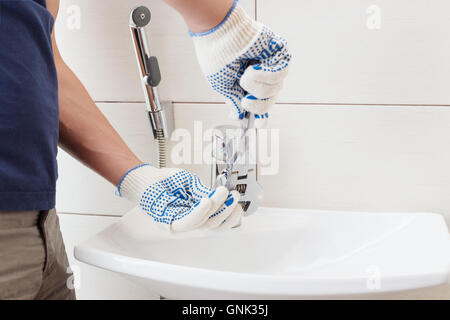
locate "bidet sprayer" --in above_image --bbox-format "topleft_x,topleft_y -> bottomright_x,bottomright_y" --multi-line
129,6 -> 173,168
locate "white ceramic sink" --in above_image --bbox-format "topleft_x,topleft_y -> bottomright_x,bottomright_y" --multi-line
74,207 -> 450,299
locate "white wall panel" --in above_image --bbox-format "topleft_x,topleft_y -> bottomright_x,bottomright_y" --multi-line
56,103 -> 155,215
257,0 -> 450,105
172,103 -> 450,227
55,0 -> 255,103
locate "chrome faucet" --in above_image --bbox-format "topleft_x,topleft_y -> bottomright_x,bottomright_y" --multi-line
211,113 -> 263,218
129,6 -> 173,168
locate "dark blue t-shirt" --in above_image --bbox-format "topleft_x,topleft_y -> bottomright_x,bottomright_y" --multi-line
0,0 -> 59,211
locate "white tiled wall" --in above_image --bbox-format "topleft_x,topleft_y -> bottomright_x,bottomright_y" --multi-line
55,0 -> 450,299
258,0 -> 450,105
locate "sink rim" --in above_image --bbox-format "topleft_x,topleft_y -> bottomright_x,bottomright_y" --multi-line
74,207 -> 450,297
75,242 -> 450,296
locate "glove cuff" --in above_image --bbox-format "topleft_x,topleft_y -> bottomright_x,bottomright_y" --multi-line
118,164 -> 160,202
191,3 -> 262,74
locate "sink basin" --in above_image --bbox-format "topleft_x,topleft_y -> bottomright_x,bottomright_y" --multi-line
74,207 -> 450,299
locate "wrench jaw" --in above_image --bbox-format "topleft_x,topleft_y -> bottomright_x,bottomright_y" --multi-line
215,165 -> 263,217
231,165 -> 263,217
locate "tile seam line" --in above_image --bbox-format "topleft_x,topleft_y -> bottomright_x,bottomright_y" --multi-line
95,101 -> 450,108
58,212 -> 123,218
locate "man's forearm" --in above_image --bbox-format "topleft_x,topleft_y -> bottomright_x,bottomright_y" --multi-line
163,0 -> 234,33
54,50 -> 143,186
48,0 -> 142,186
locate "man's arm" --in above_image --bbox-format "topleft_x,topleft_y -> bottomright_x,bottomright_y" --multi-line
167,0 -> 291,128
163,0 -> 234,33
48,0 -> 143,186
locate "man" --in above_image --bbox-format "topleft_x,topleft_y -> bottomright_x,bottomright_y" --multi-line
0,0 -> 290,299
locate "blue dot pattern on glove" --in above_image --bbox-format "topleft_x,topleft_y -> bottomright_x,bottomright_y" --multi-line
139,170 -> 214,225
206,26 -> 291,118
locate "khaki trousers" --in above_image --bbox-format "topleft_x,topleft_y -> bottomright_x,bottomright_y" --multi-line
0,209 -> 76,300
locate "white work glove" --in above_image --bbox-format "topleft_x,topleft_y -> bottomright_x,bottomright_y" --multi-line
191,1 -> 291,128
118,164 -> 242,233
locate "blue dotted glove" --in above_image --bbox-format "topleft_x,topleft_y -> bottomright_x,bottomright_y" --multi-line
118,164 -> 242,232
191,1 -> 291,127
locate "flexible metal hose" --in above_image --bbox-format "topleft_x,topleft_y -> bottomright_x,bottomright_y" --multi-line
156,129 -> 166,168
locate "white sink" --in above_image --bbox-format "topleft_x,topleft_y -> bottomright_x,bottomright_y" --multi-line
74,207 -> 450,299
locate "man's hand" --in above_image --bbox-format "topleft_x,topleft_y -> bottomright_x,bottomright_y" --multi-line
191,1 -> 292,127
118,164 -> 242,232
